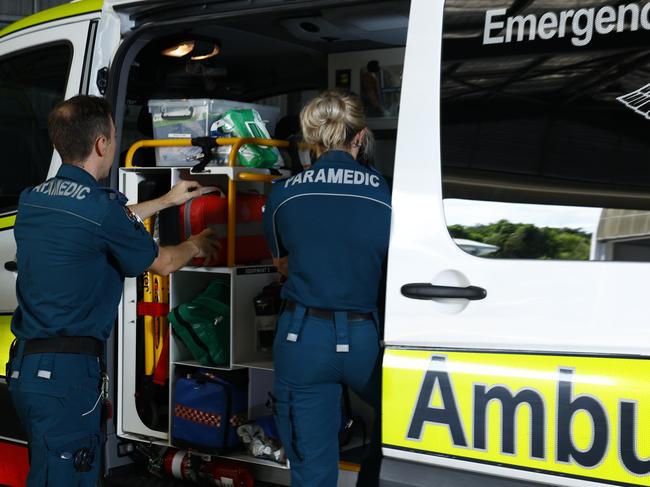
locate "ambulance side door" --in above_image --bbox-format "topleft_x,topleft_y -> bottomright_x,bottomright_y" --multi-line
383,1 -> 650,486
0,19 -> 96,404
0,19 -> 96,307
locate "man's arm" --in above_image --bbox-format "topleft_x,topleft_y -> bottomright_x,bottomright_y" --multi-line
149,229 -> 220,276
129,180 -> 203,220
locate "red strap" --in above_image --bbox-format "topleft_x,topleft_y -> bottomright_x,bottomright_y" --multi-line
137,302 -> 170,317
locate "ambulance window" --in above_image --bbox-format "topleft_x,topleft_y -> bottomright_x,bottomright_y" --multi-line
0,43 -> 71,209
440,0 -> 650,262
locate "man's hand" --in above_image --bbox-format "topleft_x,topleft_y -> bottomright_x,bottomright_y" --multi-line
163,180 -> 204,207
129,180 -> 206,221
149,229 -> 222,275
188,229 -> 221,266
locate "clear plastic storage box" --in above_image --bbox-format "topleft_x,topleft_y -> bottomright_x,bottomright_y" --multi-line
149,99 -> 211,166
149,98 -> 281,167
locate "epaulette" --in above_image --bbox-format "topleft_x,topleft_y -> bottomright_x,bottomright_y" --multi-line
100,187 -> 127,203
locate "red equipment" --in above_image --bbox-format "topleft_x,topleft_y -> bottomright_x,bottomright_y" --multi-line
161,449 -> 254,486
162,449 -> 196,482
0,441 -> 28,487
201,459 -> 255,487
180,193 -> 270,266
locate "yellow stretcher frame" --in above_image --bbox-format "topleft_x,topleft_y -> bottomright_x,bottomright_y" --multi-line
125,137 -> 289,267
142,217 -> 155,375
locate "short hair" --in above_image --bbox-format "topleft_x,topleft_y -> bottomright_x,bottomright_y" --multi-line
300,91 -> 374,161
48,95 -> 113,164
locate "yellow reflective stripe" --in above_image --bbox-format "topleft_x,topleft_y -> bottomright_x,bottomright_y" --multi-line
0,0 -> 103,39
0,214 -> 16,230
383,348 -> 650,486
0,315 -> 13,376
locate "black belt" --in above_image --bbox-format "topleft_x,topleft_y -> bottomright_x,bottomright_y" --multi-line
23,336 -> 103,357
285,301 -> 373,322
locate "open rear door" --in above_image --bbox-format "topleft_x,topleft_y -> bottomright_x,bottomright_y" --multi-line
0,6 -> 100,448
383,1 -> 650,486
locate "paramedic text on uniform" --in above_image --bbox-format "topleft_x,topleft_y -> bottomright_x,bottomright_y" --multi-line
263,91 -> 391,487
7,95 -> 219,487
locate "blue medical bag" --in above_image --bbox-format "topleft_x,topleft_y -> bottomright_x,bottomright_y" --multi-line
172,369 -> 248,452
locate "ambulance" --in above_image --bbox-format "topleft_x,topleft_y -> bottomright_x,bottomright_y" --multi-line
1,0 -> 650,486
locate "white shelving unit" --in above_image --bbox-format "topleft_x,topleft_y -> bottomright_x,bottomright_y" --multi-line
117,166 -> 289,483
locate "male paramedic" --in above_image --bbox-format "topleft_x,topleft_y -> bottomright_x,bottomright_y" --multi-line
7,95 -> 219,486
264,91 -> 391,487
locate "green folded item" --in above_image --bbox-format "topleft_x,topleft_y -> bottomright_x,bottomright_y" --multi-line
169,278 -> 230,366
213,108 -> 280,168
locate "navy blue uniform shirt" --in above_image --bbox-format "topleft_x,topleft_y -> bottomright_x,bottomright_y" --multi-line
11,164 -> 158,341
263,150 -> 391,313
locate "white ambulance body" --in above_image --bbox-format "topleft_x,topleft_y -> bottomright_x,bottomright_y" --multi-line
0,1 -> 649,486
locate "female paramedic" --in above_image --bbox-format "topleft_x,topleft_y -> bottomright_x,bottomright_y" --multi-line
263,91 -> 391,487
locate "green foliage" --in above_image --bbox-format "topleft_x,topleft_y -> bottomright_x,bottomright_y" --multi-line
448,219 -> 591,260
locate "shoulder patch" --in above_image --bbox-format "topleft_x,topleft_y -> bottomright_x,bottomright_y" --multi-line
124,206 -> 143,224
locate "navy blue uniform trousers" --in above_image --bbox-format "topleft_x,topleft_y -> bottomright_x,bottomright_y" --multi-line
8,341 -> 102,486
273,309 -> 381,487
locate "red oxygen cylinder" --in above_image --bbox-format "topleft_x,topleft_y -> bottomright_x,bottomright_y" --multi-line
161,449 -> 254,486
162,449 -> 196,482
200,459 -> 255,487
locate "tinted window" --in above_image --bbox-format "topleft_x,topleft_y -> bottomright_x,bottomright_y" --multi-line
0,43 -> 71,209
441,1 -> 650,262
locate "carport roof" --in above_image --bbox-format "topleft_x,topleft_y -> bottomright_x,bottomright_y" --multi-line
596,209 -> 650,241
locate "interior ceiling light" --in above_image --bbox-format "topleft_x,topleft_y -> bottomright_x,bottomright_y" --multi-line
191,42 -> 220,61
161,41 -> 195,58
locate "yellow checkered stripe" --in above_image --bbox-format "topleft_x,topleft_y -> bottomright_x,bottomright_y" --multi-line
0,315 -> 12,374
174,404 -> 222,428
0,0 -> 103,40
230,413 -> 247,428
0,212 -> 16,374
0,213 -> 16,230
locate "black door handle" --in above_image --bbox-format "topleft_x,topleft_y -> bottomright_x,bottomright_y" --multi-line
401,283 -> 487,301
4,261 -> 17,272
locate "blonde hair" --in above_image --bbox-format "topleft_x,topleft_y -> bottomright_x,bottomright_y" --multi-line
300,91 -> 374,162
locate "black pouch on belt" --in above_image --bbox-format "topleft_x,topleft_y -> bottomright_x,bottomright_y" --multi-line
6,338 -> 17,379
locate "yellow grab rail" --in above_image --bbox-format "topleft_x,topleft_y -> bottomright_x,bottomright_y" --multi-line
125,137 -> 289,267
124,137 -> 289,168
237,172 -> 280,182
